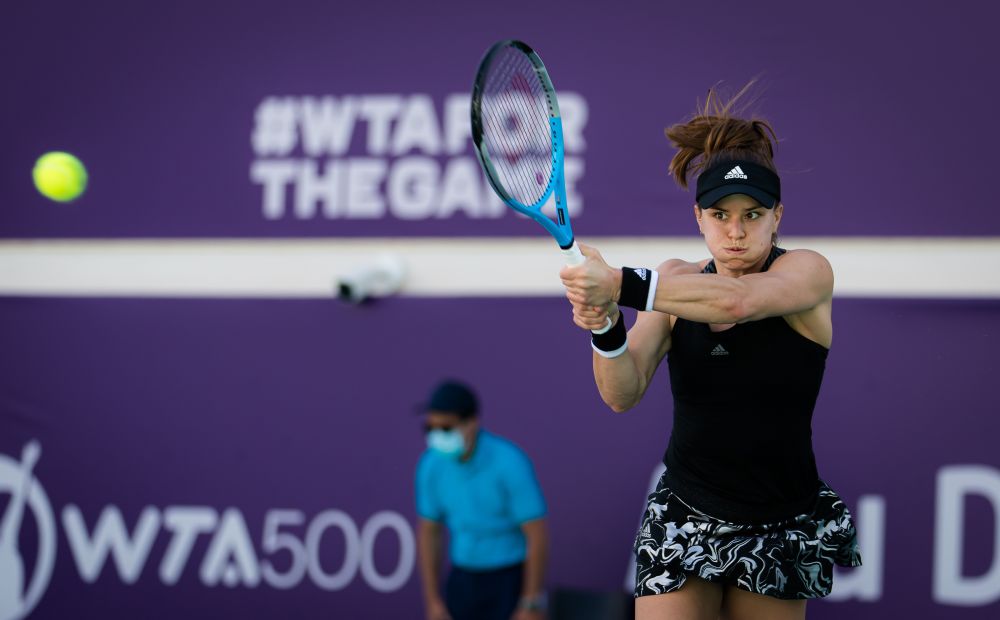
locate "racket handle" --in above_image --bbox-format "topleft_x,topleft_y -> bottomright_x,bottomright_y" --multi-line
561,241 -> 614,335
561,242 -> 586,266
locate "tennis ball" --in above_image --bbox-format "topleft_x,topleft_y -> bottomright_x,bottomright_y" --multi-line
33,151 -> 88,202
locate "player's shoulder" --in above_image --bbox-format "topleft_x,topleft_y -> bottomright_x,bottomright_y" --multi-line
656,258 -> 710,276
771,248 -> 832,274
768,249 -> 834,301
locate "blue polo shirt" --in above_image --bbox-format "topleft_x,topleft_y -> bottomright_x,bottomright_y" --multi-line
415,429 -> 547,570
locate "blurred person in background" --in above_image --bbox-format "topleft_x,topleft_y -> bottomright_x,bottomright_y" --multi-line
415,380 -> 549,620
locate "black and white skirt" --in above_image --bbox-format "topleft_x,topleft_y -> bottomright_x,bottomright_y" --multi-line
634,472 -> 862,600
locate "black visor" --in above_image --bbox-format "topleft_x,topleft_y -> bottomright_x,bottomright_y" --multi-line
695,160 -> 781,209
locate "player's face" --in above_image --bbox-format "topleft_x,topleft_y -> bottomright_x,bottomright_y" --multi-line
695,194 -> 782,275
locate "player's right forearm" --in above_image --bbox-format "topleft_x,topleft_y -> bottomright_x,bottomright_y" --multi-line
593,350 -> 645,412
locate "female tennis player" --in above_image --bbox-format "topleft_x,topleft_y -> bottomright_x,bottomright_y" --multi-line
559,85 -> 862,620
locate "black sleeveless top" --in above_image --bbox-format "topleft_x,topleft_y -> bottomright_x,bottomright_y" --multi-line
663,247 -> 827,523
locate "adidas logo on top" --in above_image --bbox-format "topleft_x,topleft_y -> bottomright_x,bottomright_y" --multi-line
724,166 -> 748,180
710,344 -> 729,356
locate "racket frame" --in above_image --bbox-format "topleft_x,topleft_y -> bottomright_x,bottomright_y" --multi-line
471,40 -> 578,255
472,39 -> 608,331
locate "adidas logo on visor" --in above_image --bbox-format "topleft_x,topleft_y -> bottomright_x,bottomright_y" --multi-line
724,166 -> 748,180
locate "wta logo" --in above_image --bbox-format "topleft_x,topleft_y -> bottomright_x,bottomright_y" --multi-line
0,439 -> 415,613
0,441 -> 56,620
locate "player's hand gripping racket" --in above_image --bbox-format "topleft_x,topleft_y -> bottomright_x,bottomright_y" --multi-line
471,39 -> 611,333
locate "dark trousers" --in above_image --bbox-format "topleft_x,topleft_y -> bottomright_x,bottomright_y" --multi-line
444,563 -> 524,620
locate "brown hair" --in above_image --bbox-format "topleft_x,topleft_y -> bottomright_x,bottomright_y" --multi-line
665,82 -> 778,190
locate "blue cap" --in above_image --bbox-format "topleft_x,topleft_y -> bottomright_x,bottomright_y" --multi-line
421,380 -> 479,418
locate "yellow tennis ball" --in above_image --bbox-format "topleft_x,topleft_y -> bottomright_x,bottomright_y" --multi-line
33,151 -> 88,202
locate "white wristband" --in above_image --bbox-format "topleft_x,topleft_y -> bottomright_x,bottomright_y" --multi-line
644,269 -> 659,312
592,338 -> 628,358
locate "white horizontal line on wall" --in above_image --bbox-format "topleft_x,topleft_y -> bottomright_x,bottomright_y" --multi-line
0,237 -> 997,299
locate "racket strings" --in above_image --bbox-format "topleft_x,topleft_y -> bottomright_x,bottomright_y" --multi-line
479,48 -> 556,206
492,61 -> 553,200
496,56 -> 553,156
483,57 -> 549,202
485,52 -> 543,156
484,92 -> 547,203
482,70 -> 540,201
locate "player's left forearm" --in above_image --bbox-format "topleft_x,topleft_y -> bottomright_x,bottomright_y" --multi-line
650,273 -> 749,323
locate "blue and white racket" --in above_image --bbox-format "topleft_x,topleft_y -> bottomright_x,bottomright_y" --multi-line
471,39 -> 611,332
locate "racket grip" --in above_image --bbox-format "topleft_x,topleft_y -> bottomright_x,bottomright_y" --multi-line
561,241 -> 614,335
561,242 -> 586,266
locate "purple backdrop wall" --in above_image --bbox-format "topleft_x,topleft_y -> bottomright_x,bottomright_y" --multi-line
2,0 -> 999,238
3,1 -> 1000,618
1,297 -> 998,618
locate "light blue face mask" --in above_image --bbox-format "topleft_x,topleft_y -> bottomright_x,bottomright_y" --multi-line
427,429 -> 465,457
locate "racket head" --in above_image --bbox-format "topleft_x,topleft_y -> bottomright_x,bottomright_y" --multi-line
471,40 -> 574,248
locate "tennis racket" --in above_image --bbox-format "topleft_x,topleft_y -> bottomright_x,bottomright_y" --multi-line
471,39 -> 611,332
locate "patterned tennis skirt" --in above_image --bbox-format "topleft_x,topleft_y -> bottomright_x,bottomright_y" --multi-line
634,472 -> 862,600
